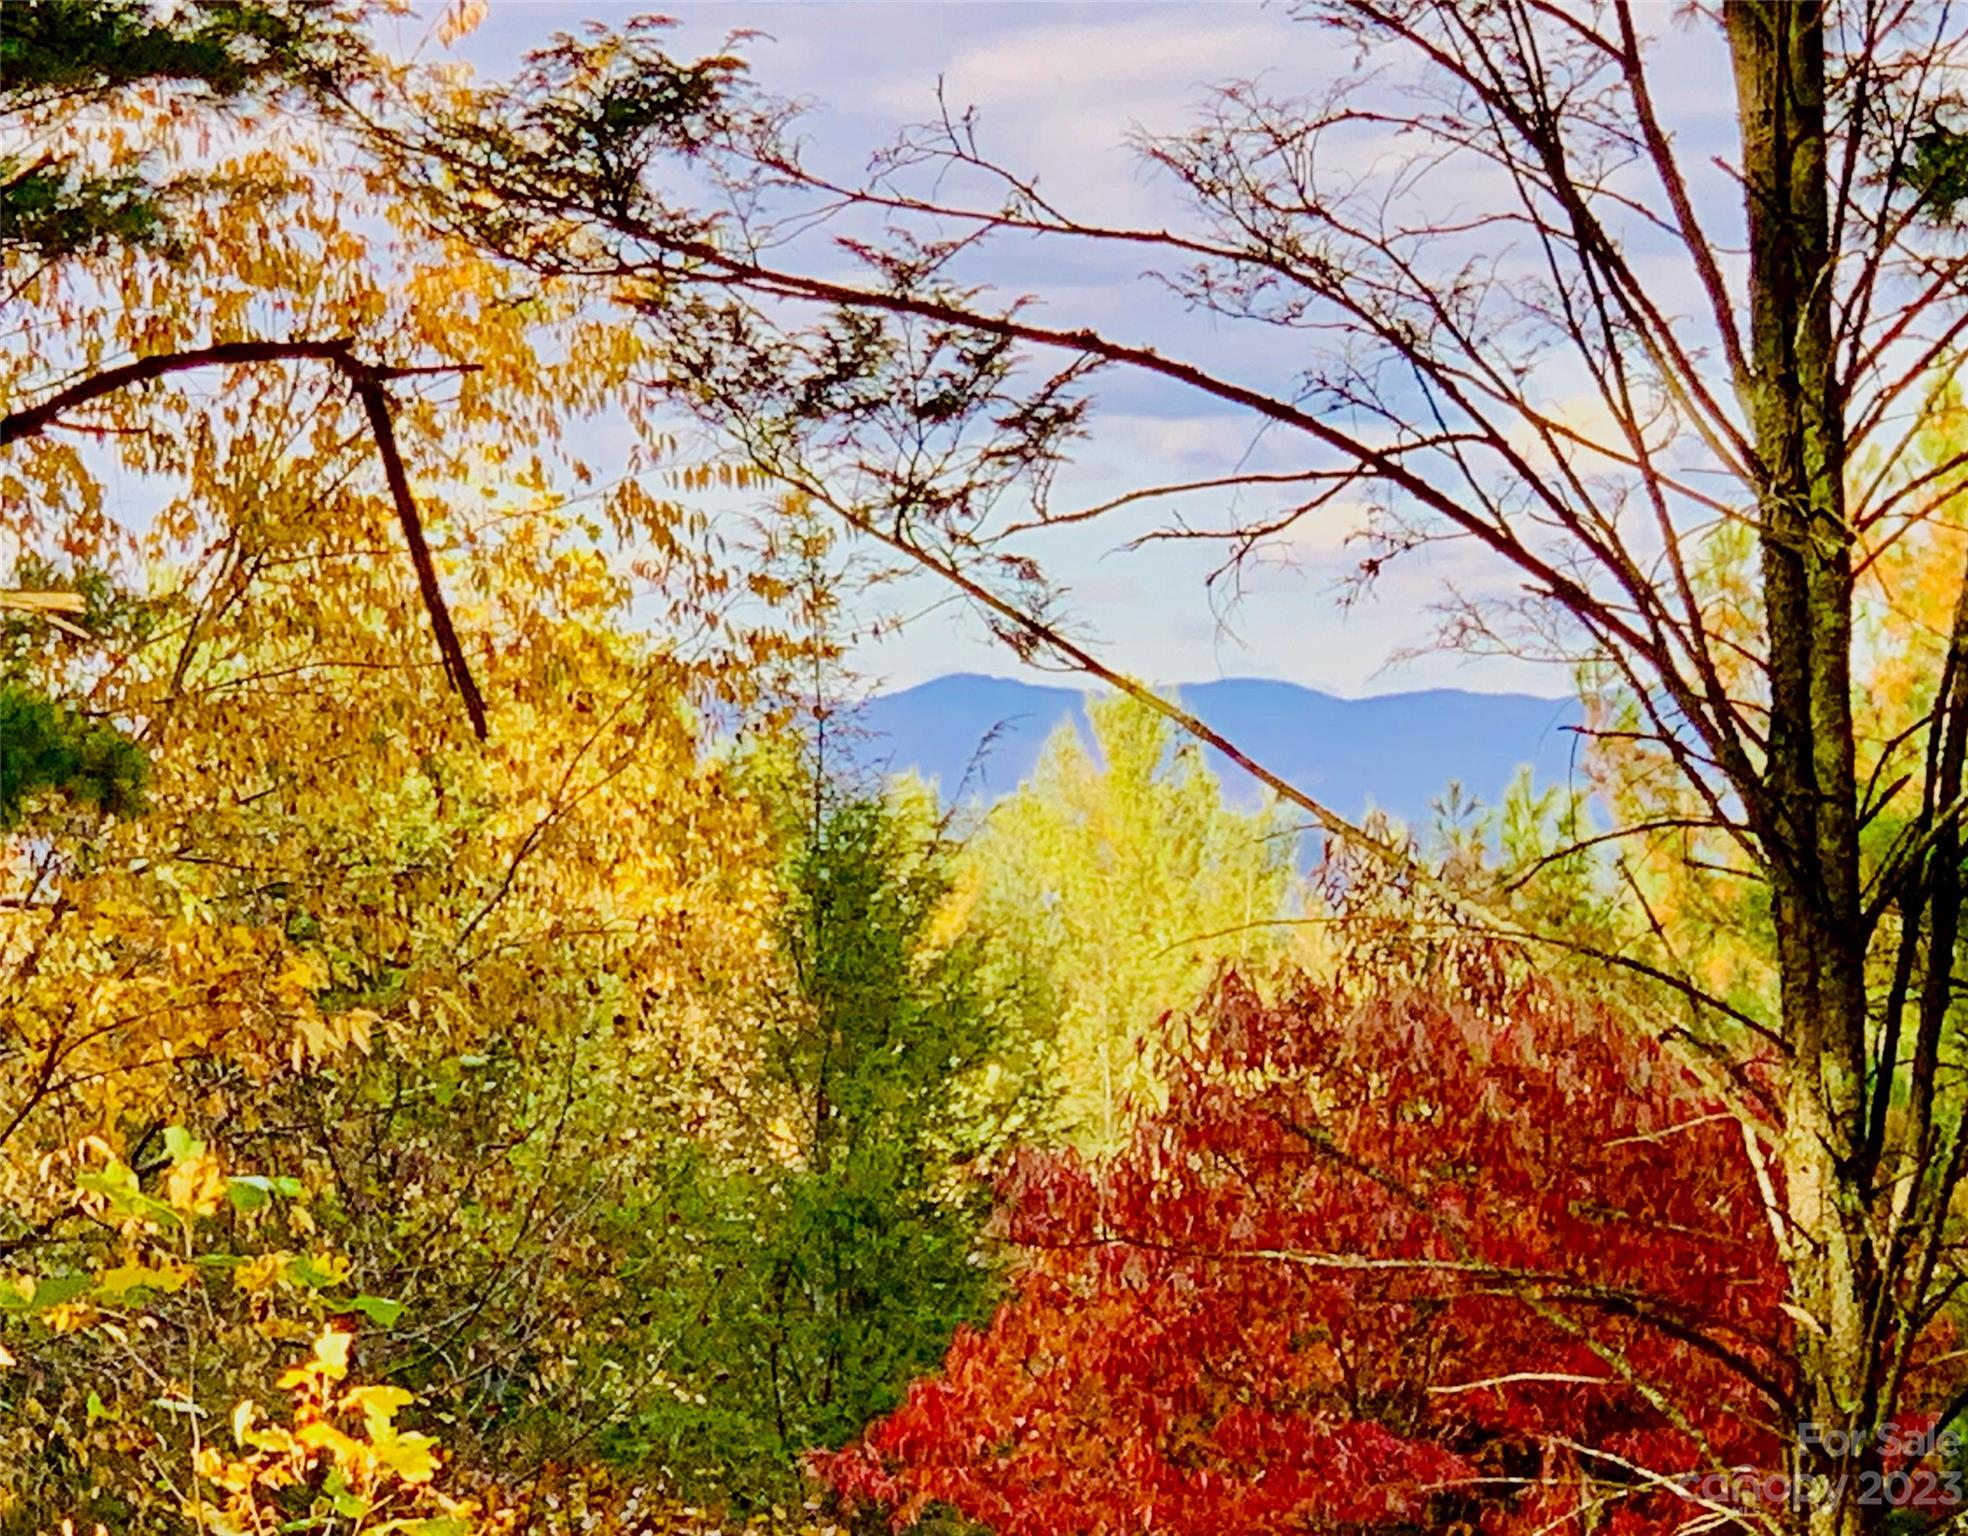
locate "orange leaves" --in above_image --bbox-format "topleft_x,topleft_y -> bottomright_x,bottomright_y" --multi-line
436,0 -> 491,48
0,65 -> 786,1157
822,974 -> 1809,1536
672,461 -> 766,495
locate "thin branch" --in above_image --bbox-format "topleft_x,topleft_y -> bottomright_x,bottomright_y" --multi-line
3,339 -> 490,740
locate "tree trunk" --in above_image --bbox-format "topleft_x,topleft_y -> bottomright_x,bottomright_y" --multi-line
1724,4 -> 1873,1531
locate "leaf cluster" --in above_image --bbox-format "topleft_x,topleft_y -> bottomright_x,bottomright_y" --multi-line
0,682 -> 145,828
821,969 -> 1828,1535
2,0 -> 362,258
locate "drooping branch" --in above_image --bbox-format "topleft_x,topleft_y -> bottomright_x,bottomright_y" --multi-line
2,339 -> 490,740
764,460 -> 1782,1059
380,18 -> 1794,837
1,340 -> 359,446
348,372 -> 489,739
634,243 -> 1752,758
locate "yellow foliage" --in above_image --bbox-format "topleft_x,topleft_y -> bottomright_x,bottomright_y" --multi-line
194,1328 -> 502,1535
166,1154 -> 226,1220
1577,391 -> 1968,1037
94,1261 -> 194,1301
1,57 -> 795,1536
958,693 -> 1298,1146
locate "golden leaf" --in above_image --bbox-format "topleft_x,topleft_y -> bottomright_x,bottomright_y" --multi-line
436,0 -> 489,45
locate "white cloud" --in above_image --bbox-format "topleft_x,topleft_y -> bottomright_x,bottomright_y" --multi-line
859,6 -> 1310,224
469,2 -> 1688,699
868,10 -> 1286,116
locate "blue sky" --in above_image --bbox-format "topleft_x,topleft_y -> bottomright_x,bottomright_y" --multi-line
425,2 -> 1737,701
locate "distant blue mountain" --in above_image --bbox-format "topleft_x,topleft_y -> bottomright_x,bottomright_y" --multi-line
845,673 -> 1586,830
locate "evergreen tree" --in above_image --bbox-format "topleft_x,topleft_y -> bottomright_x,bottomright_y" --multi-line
2,0 -> 354,257
0,684 -> 143,828
599,761 -> 1036,1515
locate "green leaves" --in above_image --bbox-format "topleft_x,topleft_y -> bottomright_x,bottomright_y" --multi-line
225,1173 -> 304,1213
0,682 -> 146,829
346,1294 -> 405,1328
1911,127 -> 1968,223
76,1158 -> 181,1230
1,0 -> 334,101
0,1271 -> 89,1314
284,1252 -> 347,1291
596,771 -> 1018,1511
0,163 -> 164,259
420,18 -> 751,236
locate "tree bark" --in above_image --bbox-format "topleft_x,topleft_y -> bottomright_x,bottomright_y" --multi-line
1725,4 -> 1872,1530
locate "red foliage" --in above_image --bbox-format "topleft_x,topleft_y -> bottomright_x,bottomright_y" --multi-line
819,974 -> 1798,1534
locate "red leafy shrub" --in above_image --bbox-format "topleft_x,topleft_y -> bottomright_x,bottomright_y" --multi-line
819,972 -> 1797,1534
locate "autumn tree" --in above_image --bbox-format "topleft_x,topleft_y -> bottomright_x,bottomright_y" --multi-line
819,966 -> 1836,1536
0,36 -> 806,1532
956,692 -> 1297,1147
0,0 -> 363,821
380,6 -> 1968,1527
3,0 -> 493,738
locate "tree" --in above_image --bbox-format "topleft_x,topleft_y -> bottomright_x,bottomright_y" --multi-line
0,573 -> 150,830
1,0 -> 357,259
3,0 -> 492,737
817,966 -> 1924,1536
0,64 -> 799,1531
596,760 -> 1038,1516
0,0 -> 345,822
387,7 -> 1968,1527
0,683 -> 143,828
957,692 -> 1297,1147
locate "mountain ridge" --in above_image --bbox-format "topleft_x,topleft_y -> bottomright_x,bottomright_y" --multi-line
845,672 -> 1586,830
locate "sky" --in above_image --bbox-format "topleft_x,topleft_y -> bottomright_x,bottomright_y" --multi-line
421,0 -> 1738,701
